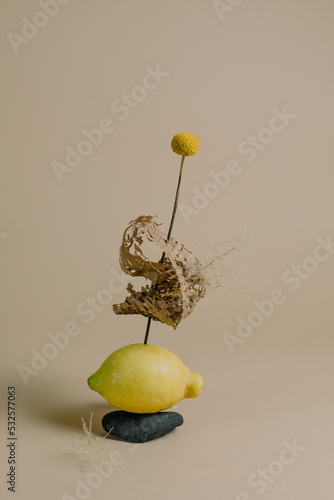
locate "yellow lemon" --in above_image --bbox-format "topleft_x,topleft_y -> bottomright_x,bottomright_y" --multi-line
87,344 -> 203,413
171,132 -> 200,156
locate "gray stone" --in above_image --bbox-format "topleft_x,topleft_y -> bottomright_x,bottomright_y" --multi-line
102,411 -> 184,443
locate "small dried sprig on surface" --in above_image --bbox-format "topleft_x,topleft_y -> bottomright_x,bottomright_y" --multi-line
64,413 -> 109,472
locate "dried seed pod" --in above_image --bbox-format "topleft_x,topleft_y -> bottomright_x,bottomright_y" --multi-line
113,215 -> 208,329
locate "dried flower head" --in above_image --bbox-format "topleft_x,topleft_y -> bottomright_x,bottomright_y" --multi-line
171,132 -> 200,156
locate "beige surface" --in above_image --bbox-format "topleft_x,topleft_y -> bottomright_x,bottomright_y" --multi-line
1,1 -> 334,499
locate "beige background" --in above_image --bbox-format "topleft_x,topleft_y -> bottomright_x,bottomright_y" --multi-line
1,1 -> 334,499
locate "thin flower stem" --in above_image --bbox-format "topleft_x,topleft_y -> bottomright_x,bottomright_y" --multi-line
143,155 -> 186,344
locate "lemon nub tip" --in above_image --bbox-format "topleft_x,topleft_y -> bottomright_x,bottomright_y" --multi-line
87,374 -> 98,391
185,373 -> 204,399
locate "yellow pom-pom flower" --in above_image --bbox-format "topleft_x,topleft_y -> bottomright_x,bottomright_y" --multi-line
171,132 -> 200,156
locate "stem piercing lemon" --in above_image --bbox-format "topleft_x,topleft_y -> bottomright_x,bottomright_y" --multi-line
87,344 -> 203,413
